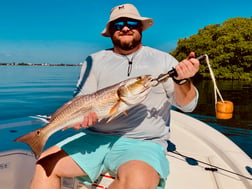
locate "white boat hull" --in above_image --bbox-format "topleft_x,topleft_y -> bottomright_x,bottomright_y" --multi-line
0,110 -> 251,189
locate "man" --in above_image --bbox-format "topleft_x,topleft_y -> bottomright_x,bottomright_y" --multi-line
30,4 -> 199,189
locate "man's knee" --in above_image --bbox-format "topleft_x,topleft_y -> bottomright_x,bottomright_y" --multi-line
115,160 -> 160,189
36,146 -> 67,177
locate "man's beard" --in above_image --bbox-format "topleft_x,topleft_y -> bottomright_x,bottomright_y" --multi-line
111,34 -> 142,51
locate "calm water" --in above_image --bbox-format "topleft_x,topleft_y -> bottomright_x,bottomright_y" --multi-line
0,66 -> 80,119
0,66 -> 251,158
190,79 -> 252,158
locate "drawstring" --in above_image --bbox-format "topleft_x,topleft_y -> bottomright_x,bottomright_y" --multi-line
124,51 -> 139,77
127,61 -> 133,76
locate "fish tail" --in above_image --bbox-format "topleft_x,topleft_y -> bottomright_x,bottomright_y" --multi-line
14,128 -> 48,158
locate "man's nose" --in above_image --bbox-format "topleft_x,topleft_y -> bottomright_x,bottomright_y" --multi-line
121,25 -> 130,32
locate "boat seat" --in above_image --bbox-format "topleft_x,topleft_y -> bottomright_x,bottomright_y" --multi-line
62,171 -> 116,189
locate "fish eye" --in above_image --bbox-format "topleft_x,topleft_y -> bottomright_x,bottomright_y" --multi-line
36,130 -> 41,136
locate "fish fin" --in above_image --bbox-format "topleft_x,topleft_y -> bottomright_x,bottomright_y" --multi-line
109,101 -> 120,115
107,101 -> 122,123
107,105 -> 129,123
14,128 -> 48,158
106,112 -> 121,123
124,110 -> 129,116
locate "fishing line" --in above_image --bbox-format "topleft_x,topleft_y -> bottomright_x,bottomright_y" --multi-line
203,54 -> 224,104
168,150 -> 252,180
200,54 -> 234,119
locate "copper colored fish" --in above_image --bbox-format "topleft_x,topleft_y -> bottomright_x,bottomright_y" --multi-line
15,75 -> 154,157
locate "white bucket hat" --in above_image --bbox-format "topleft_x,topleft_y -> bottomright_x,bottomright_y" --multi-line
101,4 -> 154,37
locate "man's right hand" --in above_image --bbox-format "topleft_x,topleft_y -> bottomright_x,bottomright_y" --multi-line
63,112 -> 98,130
74,112 -> 98,130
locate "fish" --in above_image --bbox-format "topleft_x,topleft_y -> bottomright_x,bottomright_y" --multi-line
14,75 -> 155,158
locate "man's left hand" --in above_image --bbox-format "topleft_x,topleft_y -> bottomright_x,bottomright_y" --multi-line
175,52 -> 200,80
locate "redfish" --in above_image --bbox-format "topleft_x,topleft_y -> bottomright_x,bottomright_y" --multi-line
15,75 -> 154,157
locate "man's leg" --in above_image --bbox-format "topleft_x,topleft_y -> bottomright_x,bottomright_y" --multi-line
109,160 -> 160,189
29,146 -> 87,189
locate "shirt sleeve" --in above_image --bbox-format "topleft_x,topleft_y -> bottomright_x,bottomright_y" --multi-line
161,53 -> 199,112
73,56 -> 98,97
171,86 -> 199,112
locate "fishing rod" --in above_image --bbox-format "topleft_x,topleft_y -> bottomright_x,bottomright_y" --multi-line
151,55 -> 206,85
168,150 -> 252,180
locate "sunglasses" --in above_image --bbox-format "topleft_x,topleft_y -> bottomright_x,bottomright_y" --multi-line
111,20 -> 141,31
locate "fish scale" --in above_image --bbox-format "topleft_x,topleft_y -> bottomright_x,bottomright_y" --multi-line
14,75 -> 154,157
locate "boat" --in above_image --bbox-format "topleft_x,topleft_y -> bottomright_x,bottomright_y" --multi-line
0,110 -> 251,189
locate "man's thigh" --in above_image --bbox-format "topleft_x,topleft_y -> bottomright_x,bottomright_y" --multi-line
105,138 -> 169,182
37,146 -> 86,178
56,131 -> 119,184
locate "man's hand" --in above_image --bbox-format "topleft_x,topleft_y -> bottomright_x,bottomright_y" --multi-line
175,52 -> 200,80
63,112 -> 98,130
73,112 -> 98,130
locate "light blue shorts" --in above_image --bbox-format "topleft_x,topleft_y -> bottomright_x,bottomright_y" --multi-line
57,131 -> 169,188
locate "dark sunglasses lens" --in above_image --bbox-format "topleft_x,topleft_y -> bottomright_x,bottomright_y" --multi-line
126,21 -> 139,29
112,21 -> 140,30
113,21 -> 124,30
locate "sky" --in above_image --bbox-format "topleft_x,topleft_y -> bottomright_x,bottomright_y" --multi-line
0,0 -> 251,64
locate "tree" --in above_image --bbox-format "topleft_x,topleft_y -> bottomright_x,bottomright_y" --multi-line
170,17 -> 252,80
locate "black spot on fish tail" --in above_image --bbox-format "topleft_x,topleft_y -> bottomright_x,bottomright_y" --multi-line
14,128 -> 48,158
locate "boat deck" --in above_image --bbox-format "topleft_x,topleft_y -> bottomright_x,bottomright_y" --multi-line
0,111 -> 251,189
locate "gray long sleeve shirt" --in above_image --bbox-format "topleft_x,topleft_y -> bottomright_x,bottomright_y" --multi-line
74,46 -> 198,149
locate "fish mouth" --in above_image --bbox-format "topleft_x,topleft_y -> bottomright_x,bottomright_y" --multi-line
144,83 -> 152,88
143,75 -> 154,88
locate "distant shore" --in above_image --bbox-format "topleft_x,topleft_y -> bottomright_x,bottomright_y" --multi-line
0,63 -> 81,66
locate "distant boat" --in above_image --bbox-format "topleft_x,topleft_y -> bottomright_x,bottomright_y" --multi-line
0,110 -> 251,189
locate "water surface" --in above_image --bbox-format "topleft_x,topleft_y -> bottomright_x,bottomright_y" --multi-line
0,66 -> 251,157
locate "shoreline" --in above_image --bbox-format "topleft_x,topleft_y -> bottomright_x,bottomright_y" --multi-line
0,63 -> 81,66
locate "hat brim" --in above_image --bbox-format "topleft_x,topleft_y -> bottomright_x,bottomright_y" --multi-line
101,16 -> 153,37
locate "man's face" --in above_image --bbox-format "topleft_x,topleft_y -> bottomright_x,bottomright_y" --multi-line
109,18 -> 143,51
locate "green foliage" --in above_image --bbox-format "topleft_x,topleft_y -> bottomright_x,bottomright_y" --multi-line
170,17 -> 252,80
